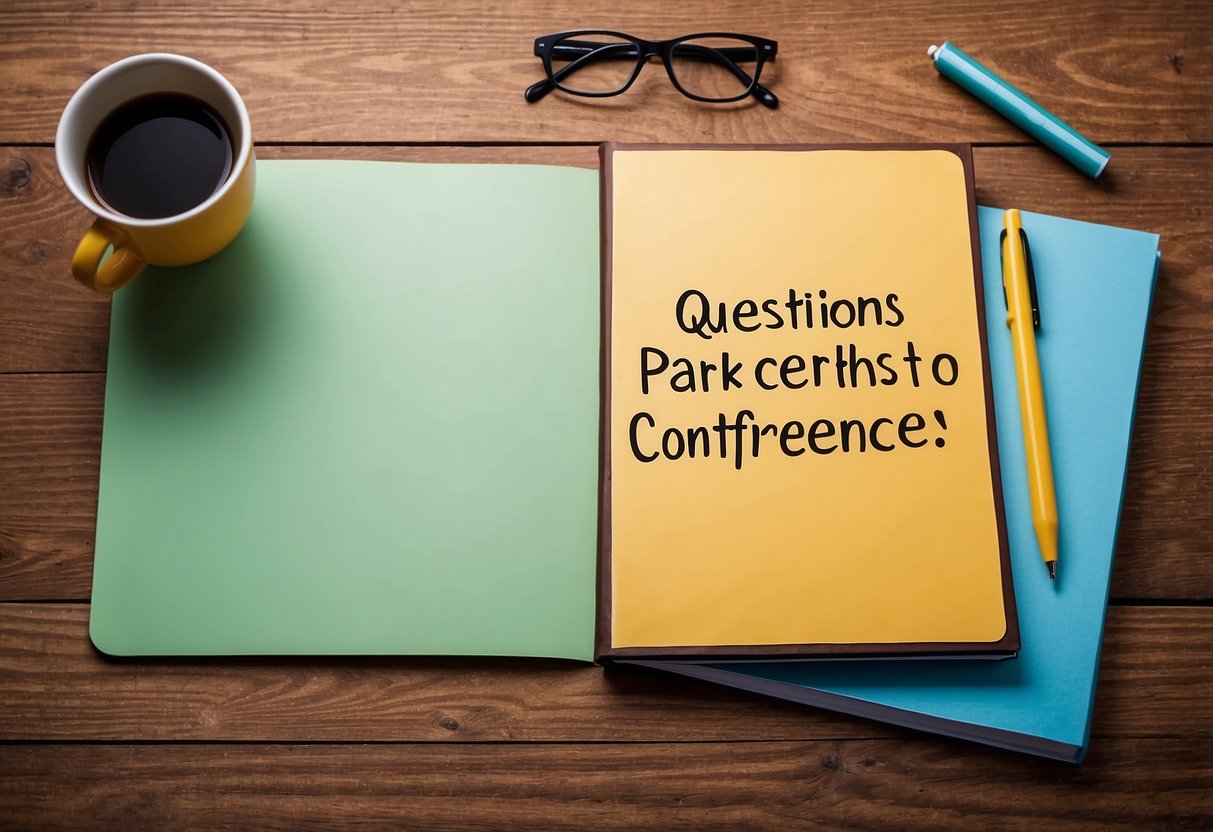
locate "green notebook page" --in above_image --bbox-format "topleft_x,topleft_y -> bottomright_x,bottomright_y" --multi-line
90,160 -> 601,658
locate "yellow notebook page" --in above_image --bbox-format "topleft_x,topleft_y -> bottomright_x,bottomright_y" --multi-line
609,149 -> 1007,649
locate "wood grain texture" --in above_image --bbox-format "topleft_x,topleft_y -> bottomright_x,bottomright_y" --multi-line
1,739 -> 1209,832
1,604 -> 1207,743
1,0 -> 1208,145
0,151 -> 111,374
1,1 -> 1210,824
0,374 -> 103,598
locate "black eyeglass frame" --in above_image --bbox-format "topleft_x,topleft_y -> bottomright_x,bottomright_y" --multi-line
525,30 -> 779,108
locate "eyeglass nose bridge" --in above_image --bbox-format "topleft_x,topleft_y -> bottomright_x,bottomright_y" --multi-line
634,43 -> 664,61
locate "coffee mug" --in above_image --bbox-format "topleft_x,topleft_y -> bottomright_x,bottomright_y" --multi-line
56,53 -> 255,292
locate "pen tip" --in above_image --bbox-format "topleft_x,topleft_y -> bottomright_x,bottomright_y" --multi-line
928,44 -> 938,58
1047,561 -> 1057,580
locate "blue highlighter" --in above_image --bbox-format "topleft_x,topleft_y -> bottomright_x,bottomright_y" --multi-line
929,41 -> 1110,178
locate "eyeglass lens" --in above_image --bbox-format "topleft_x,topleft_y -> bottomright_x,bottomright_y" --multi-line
669,37 -> 759,100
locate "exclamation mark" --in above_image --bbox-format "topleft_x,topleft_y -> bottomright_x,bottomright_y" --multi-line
933,410 -> 948,447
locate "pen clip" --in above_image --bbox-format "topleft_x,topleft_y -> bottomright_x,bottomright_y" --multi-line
1019,228 -> 1041,330
998,229 -> 1009,311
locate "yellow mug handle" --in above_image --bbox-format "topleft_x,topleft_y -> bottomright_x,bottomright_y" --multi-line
71,219 -> 147,293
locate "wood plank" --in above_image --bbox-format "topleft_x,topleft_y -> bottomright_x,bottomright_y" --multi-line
9,144 -> 1209,376
9,144 -> 1208,374
1,368 -> 1209,603
0,604 -> 1207,742
0,738 -> 1208,831
1,0 -> 1208,145
7,149 -> 1211,603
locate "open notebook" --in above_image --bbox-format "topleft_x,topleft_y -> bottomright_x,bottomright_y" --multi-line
91,150 -> 1017,663
637,207 -> 1161,761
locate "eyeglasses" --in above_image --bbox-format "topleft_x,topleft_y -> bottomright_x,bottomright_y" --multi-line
525,31 -> 778,109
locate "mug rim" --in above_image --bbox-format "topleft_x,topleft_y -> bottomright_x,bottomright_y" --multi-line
55,52 -> 253,229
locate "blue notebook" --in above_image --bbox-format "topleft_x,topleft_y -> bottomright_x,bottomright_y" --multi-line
635,207 -> 1161,762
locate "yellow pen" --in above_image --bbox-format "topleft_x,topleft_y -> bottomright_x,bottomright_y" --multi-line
1001,209 -> 1059,580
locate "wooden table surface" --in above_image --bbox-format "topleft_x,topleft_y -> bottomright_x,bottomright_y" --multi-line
1,1 -> 1210,828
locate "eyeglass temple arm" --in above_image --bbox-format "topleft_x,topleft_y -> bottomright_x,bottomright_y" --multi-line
525,41 -> 777,108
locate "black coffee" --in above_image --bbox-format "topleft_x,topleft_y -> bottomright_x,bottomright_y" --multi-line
86,93 -> 234,220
